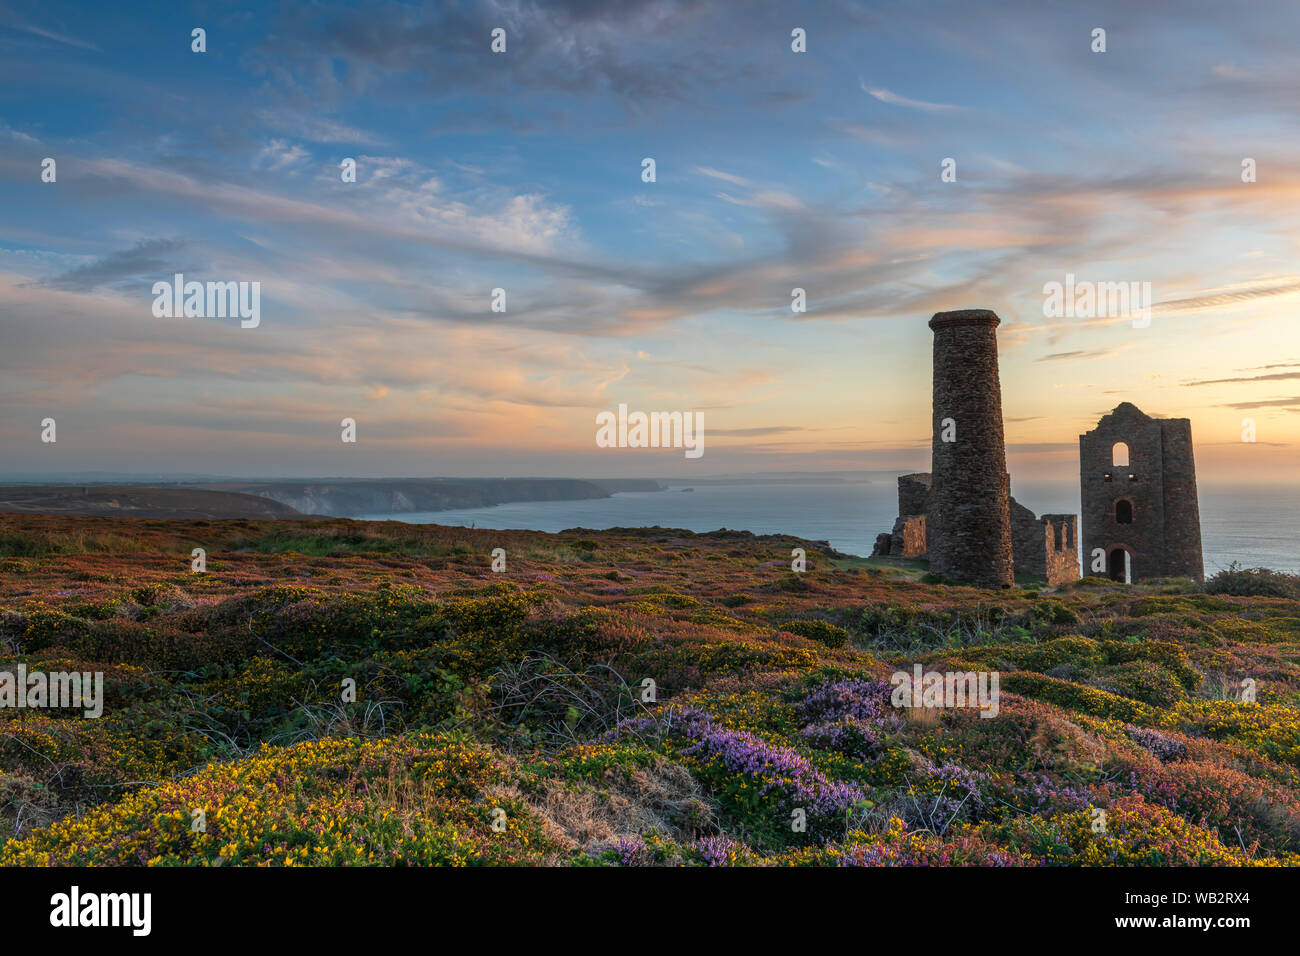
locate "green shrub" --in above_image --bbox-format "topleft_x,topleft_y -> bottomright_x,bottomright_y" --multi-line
1093,659 -> 1188,708
781,619 -> 849,649
1026,600 -> 1080,626
1013,635 -> 1104,673
1000,672 -> 1156,723
1205,563 -> 1300,599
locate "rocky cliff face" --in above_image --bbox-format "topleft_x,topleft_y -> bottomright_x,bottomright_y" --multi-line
585,479 -> 665,493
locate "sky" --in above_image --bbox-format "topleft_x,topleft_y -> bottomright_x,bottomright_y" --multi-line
2,0 -> 1300,482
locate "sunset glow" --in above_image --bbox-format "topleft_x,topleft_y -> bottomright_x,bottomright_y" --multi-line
3,1 -> 1299,482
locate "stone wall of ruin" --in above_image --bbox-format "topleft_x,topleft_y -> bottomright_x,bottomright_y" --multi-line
1041,513 -> 1080,586
1009,496 -> 1046,577
890,515 -> 928,558
897,473 -> 932,517
1157,418 -> 1204,581
1079,402 -> 1202,583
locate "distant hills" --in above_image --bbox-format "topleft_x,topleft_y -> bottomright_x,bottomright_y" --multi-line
0,486 -> 301,519
0,473 -> 879,521
189,478 -> 662,517
0,477 -> 667,519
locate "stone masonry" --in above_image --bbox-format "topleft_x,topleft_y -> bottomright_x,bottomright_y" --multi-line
875,472 -> 1080,586
872,317 -> 1200,588
925,309 -> 1015,588
1079,402 -> 1203,583
872,308 -> 1081,587
1009,496 -> 1079,586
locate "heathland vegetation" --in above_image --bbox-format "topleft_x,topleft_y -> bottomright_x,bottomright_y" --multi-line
1,513 -> 1298,866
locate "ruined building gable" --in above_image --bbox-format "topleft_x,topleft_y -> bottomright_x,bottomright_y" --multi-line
1079,402 -> 1203,583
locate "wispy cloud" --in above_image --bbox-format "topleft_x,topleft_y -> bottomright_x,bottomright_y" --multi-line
1186,371 -> 1300,386
1155,279 -> 1300,313
6,0 -> 1300,479
0,121 -> 37,143
1220,397 -> 1300,410
0,10 -> 100,51
1037,347 -> 1125,363
254,140 -> 311,173
40,239 -> 186,293
255,110 -> 387,147
860,78 -> 959,112
693,166 -> 754,187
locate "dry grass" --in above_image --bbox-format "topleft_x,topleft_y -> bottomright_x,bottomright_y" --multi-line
518,758 -> 714,858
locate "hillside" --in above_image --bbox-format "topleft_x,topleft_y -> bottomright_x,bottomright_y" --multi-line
0,487 -> 302,519
0,514 -> 1298,866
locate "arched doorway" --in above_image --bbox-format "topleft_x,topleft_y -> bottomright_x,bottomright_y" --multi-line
1106,546 -> 1133,583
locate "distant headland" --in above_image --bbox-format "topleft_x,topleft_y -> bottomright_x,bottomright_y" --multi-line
0,478 -> 667,520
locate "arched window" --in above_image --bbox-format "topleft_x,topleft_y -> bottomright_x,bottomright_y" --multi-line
1112,442 -> 1129,466
1116,499 -> 1133,524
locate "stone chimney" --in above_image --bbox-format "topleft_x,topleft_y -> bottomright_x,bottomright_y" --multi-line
926,309 -> 1014,587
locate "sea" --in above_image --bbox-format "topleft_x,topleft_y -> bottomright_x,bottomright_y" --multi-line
359,479 -> 1300,575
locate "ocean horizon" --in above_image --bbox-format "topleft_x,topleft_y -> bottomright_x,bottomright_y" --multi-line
360,478 -> 1300,576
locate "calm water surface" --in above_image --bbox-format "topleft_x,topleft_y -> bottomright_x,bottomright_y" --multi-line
361,480 -> 1300,574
